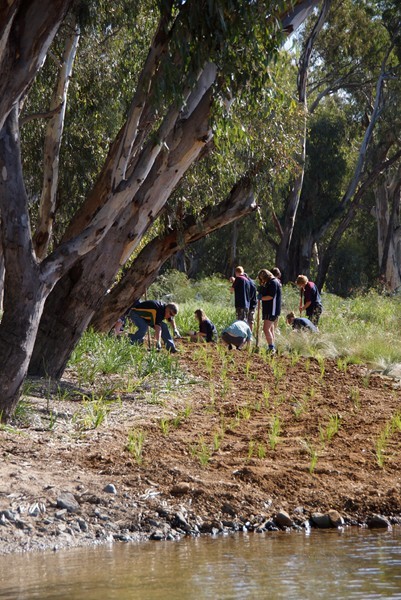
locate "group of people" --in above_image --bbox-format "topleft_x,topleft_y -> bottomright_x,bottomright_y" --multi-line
220,268 -> 323,352
113,269 -> 323,354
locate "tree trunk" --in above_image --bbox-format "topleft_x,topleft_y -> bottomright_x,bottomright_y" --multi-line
0,0 -> 73,130
29,84 -> 214,378
91,175 -> 256,332
0,108 -> 48,419
33,16 -> 80,259
374,166 -> 401,292
227,221 -> 238,277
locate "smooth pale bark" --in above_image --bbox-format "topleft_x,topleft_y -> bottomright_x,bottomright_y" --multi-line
0,0 -> 73,130
33,17 -> 80,259
28,2 -> 319,380
91,176 -> 257,332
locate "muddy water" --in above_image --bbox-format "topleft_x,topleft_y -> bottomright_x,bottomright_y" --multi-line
1,528 -> 401,599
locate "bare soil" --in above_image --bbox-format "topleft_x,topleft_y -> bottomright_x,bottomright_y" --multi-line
1,339 -> 401,554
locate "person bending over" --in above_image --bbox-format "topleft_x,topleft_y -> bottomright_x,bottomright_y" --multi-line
286,311 -> 318,333
221,319 -> 252,350
127,300 -> 180,352
191,309 -> 217,342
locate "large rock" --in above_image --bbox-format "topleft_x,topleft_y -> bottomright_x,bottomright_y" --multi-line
367,514 -> 391,529
311,512 -> 332,529
56,492 -> 80,513
328,509 -> 344,527
275,510 -> 294,528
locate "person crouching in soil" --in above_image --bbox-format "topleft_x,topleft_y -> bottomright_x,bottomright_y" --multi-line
286,311 -> 318,333
296,274 -> 323,328
191,309 -> 217,342
221,319 -> 252,350
258,268 -> 281,354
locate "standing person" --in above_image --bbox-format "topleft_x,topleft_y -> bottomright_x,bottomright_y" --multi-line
271,267 -> 282,335
192,309 -> 217,342
271,267 -> 282,285
245,273 -> 257,331
296,275 -> 323,328
127,300 -> 180,352
221,319 -> 252,350
258,268 -> 281,353
229,266 -> 250,322
286,311 -> 318,332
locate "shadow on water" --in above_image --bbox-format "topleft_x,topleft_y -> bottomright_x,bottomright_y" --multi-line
1,528 -> 401,599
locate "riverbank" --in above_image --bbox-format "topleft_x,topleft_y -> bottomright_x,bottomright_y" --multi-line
1,339 -> 401,554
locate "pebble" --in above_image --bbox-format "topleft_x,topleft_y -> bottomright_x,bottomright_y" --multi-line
104,484 -> 117,494
170,482 -> 191,496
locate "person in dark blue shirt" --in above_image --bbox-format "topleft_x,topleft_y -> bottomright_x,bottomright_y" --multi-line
296,275 -> 323,327
229,266 -> 250,322
286,311 -> 317,332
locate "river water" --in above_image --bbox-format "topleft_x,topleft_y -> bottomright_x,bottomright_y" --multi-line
1,528 -> 401,599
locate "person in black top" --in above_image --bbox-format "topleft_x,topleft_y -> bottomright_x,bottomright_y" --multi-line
191,309 -> 217,342
296,275 -> 323,327
258,269 -> 282,353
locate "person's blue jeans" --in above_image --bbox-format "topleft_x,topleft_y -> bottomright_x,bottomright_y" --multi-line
129,313 -> 176,351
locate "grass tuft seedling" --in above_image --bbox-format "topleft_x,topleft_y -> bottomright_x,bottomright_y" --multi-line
268,415 -> 281,450
257,443 -> 266,459
72,394 -> 112,430
262,388 -> 270,408
237,405 -> 252,421
194,436 -> 211,467
127,429 -> 146,465
337,357 -> 349,373
159,417 -> 170,436
303,439 -> 319,474
350,387 -> 360,409
319,414 -> 341,444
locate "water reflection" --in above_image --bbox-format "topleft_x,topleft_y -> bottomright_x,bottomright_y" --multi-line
1,528 -> 401,599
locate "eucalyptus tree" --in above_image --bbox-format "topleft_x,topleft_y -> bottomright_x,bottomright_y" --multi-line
0,0 -> 319,419
266,0 -> 401,286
